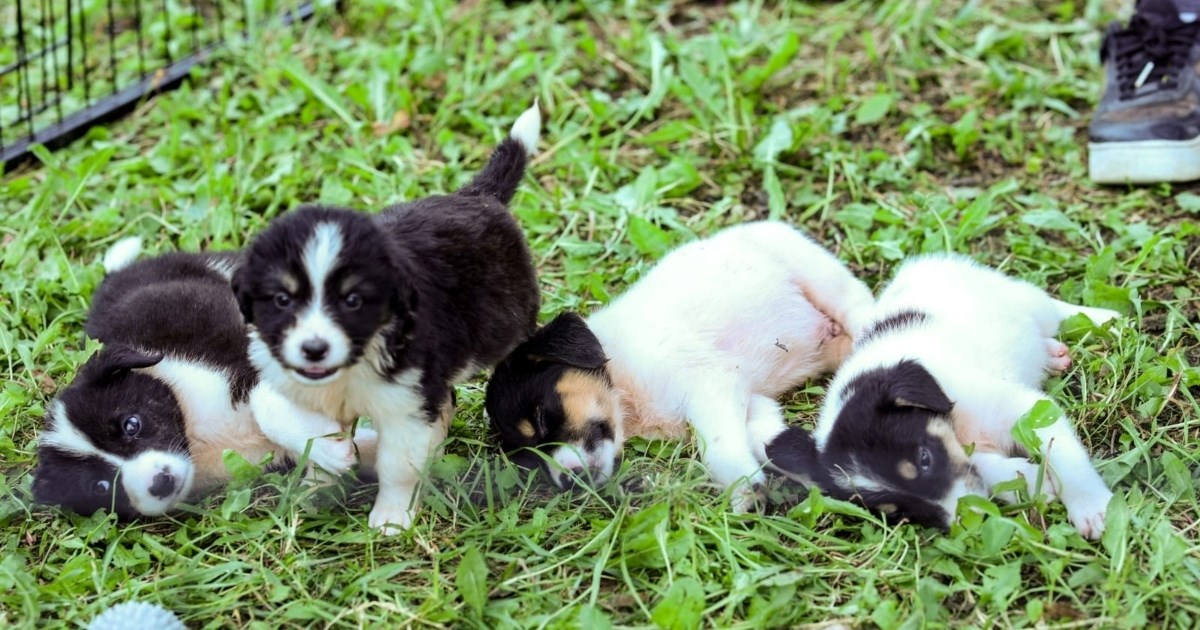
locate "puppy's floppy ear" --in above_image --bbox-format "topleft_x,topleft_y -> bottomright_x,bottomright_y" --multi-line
83,345 -> 164,384
523,312 -> 607,369
229,264 -> 255,324
765,426 -> 827,486
884,359 -> 953,414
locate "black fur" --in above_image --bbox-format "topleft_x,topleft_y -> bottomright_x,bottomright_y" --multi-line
233,127 -> 540,424
34,251 -> 262,518
485,312 -> 612,460
856,310 -> 929,347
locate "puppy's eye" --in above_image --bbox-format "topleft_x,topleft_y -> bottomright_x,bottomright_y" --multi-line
918,446 -> 933,472
92,479 -> 111,495
343,293 -> 363,310
273,292 -> 293,309
123,415 -> 142,437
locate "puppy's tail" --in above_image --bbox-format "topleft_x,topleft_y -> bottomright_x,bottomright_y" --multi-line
456,100 -> 540,205
102,236 -> 144,273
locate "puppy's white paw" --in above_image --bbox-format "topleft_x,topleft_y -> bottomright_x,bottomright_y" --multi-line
729,484 -> 758,513
307,437 -> 356,475
1045,339 -> 1071,374
368,502 -> 414,535
1063,488 -> 1113,540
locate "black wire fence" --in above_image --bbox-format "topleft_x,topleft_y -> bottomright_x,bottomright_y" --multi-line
1,0 -> 334,172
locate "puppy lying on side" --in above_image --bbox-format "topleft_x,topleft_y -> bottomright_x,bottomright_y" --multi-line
768,254 -> 1119,539
486,221 -> 876,510
33,241 -> 376,519
232,104 -> 542,534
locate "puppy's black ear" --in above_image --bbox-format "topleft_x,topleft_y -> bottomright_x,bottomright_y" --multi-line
229,265 -> 255,324
765,426 -> 826,486
84,345 -> 164,384
884,360 -> 953,414
523,313 -> 607,369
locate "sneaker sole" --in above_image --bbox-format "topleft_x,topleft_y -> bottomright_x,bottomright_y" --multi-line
1089,136 -> 1200,184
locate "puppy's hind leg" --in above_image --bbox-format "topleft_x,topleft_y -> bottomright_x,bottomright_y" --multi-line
367,390 -> 452,535
1051,299 -> 1121,327
987,386 -> 1113,539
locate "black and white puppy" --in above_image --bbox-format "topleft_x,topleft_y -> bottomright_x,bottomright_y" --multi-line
232,104 -> 542,534
486,222 -> 877,511
33,240 -> 375,518
767,254 -> 1119,539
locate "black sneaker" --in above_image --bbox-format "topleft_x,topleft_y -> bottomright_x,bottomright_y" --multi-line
1089,0 -> 1200,183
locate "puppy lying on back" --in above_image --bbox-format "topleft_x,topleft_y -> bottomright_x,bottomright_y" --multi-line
486,221 -> 876,510
33,241 -> 376,519
768,254 -> 1119,539
232,104 -> 542,534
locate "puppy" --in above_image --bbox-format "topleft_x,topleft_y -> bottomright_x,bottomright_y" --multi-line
768,254 -> 1119,539
486,221 -> 876,510
33,240 -> 375,519
232,104 -> 542,534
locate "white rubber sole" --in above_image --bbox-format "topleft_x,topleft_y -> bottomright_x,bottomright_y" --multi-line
1089,135 -> 1200,183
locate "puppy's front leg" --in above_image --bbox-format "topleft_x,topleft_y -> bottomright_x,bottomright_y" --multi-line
685,382 -> 764,513
368,394 -> 452,535
990,387 -> 1113,539
248,383 -> 354,475
971,451 -> 1058,504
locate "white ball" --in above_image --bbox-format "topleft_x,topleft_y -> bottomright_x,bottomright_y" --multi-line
87,601 -> 185,630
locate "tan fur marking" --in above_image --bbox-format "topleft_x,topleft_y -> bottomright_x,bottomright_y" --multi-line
280,273 -> 300,294
339,275 -> 362,295
555,370 -> 619,439
517,419 -> 536,439
878,503 -> 898,514
898,460 -> 918,480
927,419 -> 973,469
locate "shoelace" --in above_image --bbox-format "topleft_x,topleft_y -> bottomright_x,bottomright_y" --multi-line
1103,13 -> 1200,99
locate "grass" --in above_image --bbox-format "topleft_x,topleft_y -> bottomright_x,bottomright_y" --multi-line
2,0 -> 1199,627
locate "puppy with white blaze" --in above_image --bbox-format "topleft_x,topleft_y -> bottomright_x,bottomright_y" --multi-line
486,221 -> 876,511
767,254 -> 1120,539
233,104 -> 542,534
33,239 -> 377,519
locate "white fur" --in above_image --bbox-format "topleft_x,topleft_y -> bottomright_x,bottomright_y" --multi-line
102,237 -> 144,273
816,253 -> 1120,539
587,221 -> 875,508
283,223 -> 352,377
510,100 -> 541,155
206,257 -> 237,281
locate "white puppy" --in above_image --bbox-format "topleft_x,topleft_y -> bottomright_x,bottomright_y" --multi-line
774,254 -> 1119,539
485,221 -> 877,510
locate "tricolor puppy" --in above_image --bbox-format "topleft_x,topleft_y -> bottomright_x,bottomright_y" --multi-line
768,254 -> 1119,539
33,241 -> 375,519
232,104 -> 542,534
486,221 -> 876,510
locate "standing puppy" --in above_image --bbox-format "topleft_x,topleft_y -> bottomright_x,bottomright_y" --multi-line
769,254 -> 1119,539
33,241 -> 373,519
233,104 -> 542,534
486,222 -> 876,511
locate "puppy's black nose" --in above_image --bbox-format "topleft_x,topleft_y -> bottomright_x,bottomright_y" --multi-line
149,471 -> 176,498
301,338 -> 330,361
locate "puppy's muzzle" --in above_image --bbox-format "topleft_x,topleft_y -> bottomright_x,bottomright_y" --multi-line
149,467 -> 178,499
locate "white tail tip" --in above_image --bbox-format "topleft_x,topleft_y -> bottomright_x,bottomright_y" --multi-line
102,236 -> 144,273
509,99 -> 541,155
